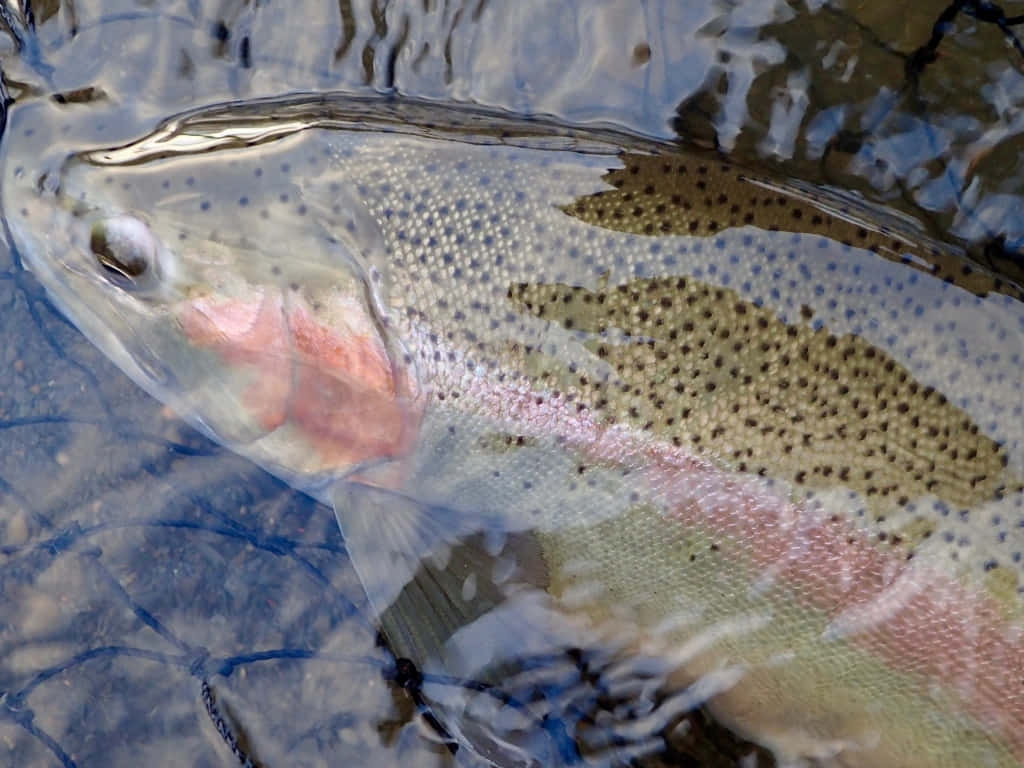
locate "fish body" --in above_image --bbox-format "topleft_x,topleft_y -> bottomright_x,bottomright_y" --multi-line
4,95 -> 1024,767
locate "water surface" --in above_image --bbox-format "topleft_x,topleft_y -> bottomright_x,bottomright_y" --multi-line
2,2 -> 1023,766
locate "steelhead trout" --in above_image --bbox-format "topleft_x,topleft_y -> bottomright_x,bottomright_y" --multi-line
4,94 -> 1023,767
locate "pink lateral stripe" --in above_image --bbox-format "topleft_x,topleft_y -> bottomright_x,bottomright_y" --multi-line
439,350 -> 1024,758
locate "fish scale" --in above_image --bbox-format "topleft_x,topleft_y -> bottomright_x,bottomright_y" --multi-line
327,136 -> 1024,588
508,274 -> 1012,512
5,96 -> 1024,767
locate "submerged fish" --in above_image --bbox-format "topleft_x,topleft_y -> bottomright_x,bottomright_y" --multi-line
4,94 -> 1024,767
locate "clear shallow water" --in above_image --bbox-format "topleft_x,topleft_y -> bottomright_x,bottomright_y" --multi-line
1,2 -> 1024,767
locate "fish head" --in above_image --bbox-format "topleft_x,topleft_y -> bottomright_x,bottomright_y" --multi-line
5,139 -> 419,495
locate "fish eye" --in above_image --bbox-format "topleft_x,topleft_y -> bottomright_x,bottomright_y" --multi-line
90,216 -> 158,284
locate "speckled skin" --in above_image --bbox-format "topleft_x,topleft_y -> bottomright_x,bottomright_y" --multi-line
564,154 -> 1024,301
345,137 -> 1023,589
5,100 -> 1024,767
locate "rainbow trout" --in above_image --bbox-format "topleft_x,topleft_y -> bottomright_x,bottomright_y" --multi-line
4,94 -> 1023,767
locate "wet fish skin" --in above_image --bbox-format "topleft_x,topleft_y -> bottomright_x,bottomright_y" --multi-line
565,152 -> 1024,302
4,97 -> 1024,767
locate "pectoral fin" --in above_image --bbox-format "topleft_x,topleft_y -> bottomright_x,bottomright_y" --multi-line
331,478 -> 554,673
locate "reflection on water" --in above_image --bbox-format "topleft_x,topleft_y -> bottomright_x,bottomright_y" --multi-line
3,0 -> 1024,255
0,2 -> 1023,767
